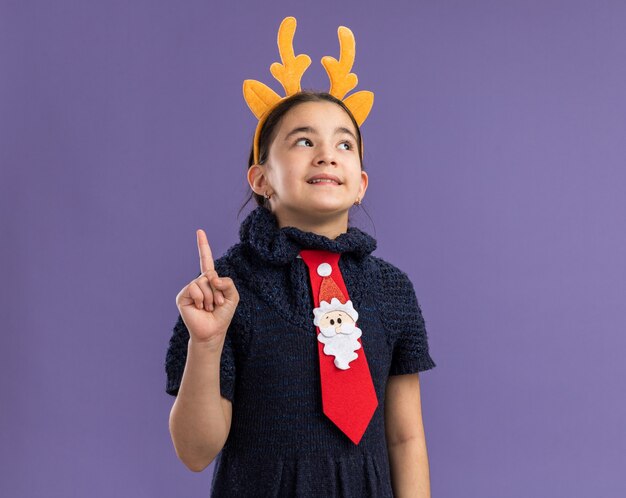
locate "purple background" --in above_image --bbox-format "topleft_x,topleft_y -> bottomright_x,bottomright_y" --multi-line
2,1 -> 625,496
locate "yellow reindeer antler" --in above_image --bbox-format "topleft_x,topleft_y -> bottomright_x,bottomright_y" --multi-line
321,26 -> 358,100
322,25 -> 373,127
243,17 -> 310,121
270,17 -> 311,96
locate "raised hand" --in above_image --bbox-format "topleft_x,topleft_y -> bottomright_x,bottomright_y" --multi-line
176,229 -> 239,349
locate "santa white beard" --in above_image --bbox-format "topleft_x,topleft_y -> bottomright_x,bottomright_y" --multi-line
317,322 -> 363,370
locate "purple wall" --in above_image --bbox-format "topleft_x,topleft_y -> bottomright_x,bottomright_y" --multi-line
2,1 -> 625,496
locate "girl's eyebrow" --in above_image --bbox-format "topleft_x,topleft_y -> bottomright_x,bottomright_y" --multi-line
284,126 -> 357,142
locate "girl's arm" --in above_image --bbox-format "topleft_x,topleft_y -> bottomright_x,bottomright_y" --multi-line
385,373 -> 431,498
169,337 -> 232,472
169,230 -> 239,472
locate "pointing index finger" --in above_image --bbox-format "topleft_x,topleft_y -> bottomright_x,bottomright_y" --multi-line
196,229 -> 214,274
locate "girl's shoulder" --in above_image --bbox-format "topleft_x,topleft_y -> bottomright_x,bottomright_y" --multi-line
211,242 -> 256,308
212,241 -> 247,277
366,255 -> 417,296
367,255 -> 436,373
211,241 -> 260,313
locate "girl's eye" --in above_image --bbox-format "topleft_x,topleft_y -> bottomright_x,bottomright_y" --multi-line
338,141 -> 353,151
295,138 -> 313,147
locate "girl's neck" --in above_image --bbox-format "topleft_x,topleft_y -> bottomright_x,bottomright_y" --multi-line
274,210 -> 349,240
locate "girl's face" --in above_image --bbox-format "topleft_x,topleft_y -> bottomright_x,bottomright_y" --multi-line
249,101 -> 368,228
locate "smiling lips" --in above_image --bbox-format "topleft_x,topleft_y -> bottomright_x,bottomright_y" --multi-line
307,174 -> 342,185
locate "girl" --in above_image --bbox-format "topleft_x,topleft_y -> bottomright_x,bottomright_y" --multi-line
165,17 -> 436,498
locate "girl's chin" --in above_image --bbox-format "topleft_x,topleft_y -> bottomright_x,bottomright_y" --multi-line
280,202 -> 352,216
307,197 -> 351,209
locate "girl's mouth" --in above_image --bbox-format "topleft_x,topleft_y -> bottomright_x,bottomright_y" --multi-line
307,179 -> 341,185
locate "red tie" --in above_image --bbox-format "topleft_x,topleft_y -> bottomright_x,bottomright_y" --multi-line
299,249 -> 378,444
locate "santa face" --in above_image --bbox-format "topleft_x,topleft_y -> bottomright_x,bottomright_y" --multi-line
318,310 -> 356,338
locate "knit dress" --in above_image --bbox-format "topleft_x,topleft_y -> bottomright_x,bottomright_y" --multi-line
165,206 -> 436,497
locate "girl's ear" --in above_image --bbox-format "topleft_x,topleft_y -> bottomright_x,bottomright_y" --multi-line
358,170 -> 369,200
247,164 -> 269,196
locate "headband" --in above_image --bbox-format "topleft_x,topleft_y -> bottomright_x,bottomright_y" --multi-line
242,16 -> 374,165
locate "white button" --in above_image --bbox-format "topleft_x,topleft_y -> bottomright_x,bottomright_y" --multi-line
317,262 -> 332,277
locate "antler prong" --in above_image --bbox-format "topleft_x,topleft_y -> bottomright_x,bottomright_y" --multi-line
269,17 -> 311,96
321,26 -> 359,100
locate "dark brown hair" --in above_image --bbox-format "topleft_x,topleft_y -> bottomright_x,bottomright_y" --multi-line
237,91 -> 366,218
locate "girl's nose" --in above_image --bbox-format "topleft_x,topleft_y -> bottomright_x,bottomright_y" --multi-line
315,143 -> 337,166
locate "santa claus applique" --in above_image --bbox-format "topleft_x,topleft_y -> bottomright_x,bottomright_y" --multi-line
314,297 -> 362,370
